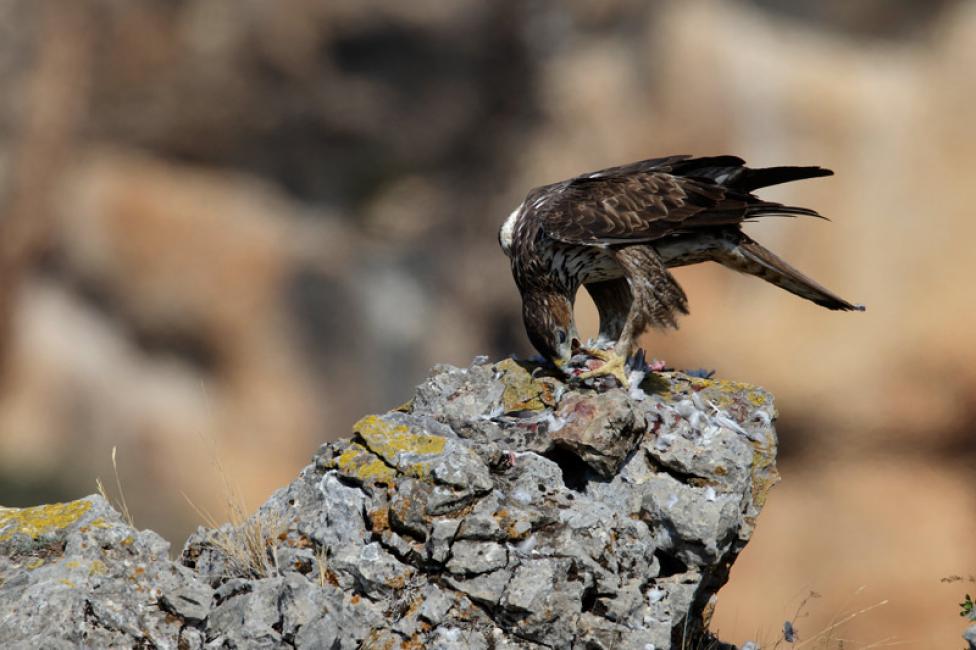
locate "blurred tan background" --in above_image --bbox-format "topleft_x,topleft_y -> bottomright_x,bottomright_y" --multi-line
0,0 -> 973,646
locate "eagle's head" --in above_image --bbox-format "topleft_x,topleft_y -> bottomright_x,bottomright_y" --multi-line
521,290 -> 577,366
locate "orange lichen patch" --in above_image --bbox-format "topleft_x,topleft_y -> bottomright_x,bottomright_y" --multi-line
321,568 -> 340,587
288,534 -> 314,549
494,509 -> 531,540
350,594 -> 361,604
368,506 -> 391,533
401,632 -> 428,650
59,579 -> 76,588
389,495 -> 429,531
503,521 -> 531,541
0,500 -> 92,542
401,595 -> 424,619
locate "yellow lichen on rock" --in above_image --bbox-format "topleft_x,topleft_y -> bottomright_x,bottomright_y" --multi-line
496,359 -> 557,412
88,559 -> 108,576
350,415 -> 458,481
749,441 -> 780,509
0,500 -> 92,542
670,375 -> 766,410
355,415 -> 446,458
334,442 -> 397,484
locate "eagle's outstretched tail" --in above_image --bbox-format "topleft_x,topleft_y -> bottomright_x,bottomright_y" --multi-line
719,233 -> 865,312
668,156 -> 833,193
728,165 -> 833,192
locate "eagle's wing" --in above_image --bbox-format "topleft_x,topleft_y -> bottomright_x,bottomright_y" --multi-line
530,157 -> 831,247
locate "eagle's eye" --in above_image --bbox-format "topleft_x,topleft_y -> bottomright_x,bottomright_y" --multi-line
556,329 -> 567,344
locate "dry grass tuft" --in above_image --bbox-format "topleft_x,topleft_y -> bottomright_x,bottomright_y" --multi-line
762,587 -> 897,650
315,545 -> 330,588
183,491 -> 285,579
182,405 -> 287,579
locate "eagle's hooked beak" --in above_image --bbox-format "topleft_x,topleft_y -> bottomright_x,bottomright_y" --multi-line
552,332 -> 579,371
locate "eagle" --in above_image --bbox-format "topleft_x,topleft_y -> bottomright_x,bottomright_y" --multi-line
499,155 -> 864,385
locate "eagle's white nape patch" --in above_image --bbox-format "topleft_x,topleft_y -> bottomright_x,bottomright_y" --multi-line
499,202 -> 522,254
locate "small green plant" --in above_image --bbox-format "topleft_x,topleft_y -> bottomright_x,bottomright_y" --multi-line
961,594 -> 975,621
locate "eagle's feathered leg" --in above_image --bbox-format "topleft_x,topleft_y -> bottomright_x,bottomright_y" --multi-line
583,277 -> 632,346
612,245 -> 688,358
578,247 -> 687,386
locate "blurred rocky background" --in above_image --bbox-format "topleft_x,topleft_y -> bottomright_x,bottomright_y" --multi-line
0,0 -> 973,646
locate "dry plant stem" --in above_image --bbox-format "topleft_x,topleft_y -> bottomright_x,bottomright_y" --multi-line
794,600 -> 890,649
183,490 -> 283,579
823,585 -> 866,646
772,590 -> 819,650
315,547 -> 329,588
184,400 -> 284,579
96,446 -> 134,529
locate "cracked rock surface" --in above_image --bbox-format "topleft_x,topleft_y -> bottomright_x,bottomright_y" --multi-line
0,357 -> 779,648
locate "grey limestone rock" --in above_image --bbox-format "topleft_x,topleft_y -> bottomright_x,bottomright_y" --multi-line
0,357 -> 779,648
0,495 -> 211,648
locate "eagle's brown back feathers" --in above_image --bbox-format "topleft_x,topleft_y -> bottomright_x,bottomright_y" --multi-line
528,156 -> 831,248
502,155 -> 861,365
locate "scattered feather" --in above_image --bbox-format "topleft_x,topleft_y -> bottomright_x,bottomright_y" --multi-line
654,432 -> 676,451
627,369 -> 647,400
545,412 -> 566,432
752,409 -> 772,427
514,534 -> 537,555
674,400 -> 696,418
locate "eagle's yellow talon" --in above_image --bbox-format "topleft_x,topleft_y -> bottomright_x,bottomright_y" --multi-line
576,349 -> 630,387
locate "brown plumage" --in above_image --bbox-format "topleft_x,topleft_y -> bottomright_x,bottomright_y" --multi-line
498,154 -> 864,369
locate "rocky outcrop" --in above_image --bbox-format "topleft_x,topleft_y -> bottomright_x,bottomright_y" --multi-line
0,357 -> 779,648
